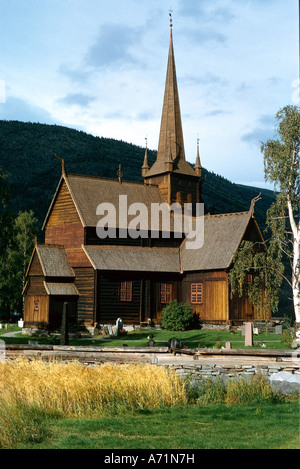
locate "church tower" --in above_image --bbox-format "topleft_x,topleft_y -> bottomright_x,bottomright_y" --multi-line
142,15 -> 202,213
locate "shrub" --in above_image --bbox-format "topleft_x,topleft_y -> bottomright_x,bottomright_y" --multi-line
161,300 -> 194,331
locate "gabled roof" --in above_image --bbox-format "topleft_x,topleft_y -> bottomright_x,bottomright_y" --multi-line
43,173 -> 182,232
26,244 -> 75,278
83,245 -> 180,273
180,212 -> 253,271
81,211 -> 261,274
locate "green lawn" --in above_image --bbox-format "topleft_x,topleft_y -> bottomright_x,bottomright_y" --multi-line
21,402 -> 300,449
0,325 -> 290,350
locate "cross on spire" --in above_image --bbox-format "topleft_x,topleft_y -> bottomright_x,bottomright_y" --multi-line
169,8 -> 173,28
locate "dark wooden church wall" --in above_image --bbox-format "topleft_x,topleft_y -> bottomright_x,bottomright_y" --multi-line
73,267 -> 95,325
97,272 -> 141,324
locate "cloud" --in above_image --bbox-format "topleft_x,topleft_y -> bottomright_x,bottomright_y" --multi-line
178,0 -> 235,23
182,73 -> 229,87
57,93 -> 96,107
85,24 -> 143,70
204,109 -> 232,117
59,64 -> 91,85
0,95 -> 60,125
183,28 -> 227,45
241,114 -> 277,146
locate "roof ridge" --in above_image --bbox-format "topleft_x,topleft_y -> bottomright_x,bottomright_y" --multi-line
205,211 -> 250,219
67,173 -> 157,187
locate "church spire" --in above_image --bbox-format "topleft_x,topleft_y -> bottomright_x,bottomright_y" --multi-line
144,13 -> 198,179
194,137 -> 202,177
156,13 -> 185,165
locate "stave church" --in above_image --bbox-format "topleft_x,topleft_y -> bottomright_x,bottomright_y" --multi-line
23,20 -> 267,332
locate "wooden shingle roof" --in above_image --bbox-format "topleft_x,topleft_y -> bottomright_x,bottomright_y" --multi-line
43,173 -> 184,233
82,212 -> 256,273
44,282 -> 79,296
83,245 -> 181,273
180,212 -> 252,271
27,245 -> 75,278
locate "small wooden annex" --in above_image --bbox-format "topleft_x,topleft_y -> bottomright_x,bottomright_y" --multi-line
23,25 -> 268,331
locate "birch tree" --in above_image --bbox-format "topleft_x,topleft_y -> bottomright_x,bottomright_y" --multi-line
262,105 -> 300,332
229,106 -> 299,336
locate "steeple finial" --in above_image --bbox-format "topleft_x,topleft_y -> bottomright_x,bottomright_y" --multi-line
55,154 -> 66,177
117,164 -> 123,184
250,193 -> 262,216
194,136 -> 202,177
142,137 -> 150,178
169,8 -> 173,38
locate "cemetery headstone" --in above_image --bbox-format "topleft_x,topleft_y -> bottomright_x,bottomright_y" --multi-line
115,318 -> 123,336
167,337 -> 183,349
244,322 -> 253,346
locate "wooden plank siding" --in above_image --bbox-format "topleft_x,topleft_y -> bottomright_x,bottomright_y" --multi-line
45,179 -> 85,253
170,173 -> 200,211
73,267 -> 95,326
152,278 -> 181,323
229,290 -> 267,323
182,271 -> 229,323
24,296 -> 49,328
85,227 -> 183,247
47,180 -> 81,226
97,272 -> 141,325
49,297 -> 77,329
28,251 -> 44,276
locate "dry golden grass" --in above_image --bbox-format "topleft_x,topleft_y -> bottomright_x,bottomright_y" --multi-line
0,358 -> 187,418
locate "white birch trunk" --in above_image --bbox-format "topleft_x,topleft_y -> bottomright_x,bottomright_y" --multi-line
287,196 -> 300,336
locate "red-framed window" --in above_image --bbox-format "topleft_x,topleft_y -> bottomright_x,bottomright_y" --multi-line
191,283 -> 203,304
160,283 -> 172,304
120,281 -> 133,302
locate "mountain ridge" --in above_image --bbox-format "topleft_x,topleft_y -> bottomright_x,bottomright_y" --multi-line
0,120 -> 275,231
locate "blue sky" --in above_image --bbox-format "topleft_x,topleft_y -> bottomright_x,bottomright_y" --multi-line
0,0 -> 298,189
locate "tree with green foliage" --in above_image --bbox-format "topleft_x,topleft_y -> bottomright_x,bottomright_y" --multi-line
0,210 -> 38,319
0,168 -> 12,258
229,106 -> 300,334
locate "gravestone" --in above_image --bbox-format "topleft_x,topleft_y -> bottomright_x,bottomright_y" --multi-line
115,318 -> 123,336
167,337 -> 183,349
225,341 -> 232,350
275,325 -> 283,335
148,339 -> 156,347
244,322 -> 253,346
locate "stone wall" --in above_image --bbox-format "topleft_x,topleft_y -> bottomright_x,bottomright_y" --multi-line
163,363 -> 300,380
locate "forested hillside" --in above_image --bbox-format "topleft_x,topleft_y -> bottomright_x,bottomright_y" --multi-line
0,120 -> 275,233
0,120 -> 293,318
